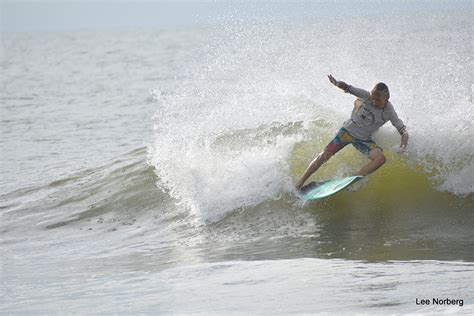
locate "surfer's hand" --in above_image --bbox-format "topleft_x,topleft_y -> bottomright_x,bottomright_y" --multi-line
328,74 -> 348,91
392,144 -> 408,154
328,74 -> 339,86
400,133 -> 409,154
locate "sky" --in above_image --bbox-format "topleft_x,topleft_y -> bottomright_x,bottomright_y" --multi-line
1,0 -> 472,33
1,1 -> 232,32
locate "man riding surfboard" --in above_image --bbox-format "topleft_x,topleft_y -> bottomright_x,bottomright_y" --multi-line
295,75 -> 409,190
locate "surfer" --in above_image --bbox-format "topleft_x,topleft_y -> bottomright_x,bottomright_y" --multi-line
295,75 -> 409,190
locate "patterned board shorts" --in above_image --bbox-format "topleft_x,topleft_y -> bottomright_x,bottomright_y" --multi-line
325,128 -> 382,156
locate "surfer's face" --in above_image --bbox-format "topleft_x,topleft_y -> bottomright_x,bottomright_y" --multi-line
370,92 -> 389,108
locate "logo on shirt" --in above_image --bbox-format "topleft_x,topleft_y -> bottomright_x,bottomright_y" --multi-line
355,106 -> 375,126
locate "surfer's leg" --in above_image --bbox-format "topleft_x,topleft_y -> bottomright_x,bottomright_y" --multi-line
295,149 -> 334,189
356,148 -> 386,176
296,128 -> 349,189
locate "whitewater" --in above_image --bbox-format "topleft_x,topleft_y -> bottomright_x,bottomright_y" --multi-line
1,1 -> 473,314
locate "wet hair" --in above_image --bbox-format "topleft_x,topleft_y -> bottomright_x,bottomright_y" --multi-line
372,82 -> 390,98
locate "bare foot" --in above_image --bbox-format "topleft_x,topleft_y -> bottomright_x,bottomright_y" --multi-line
295,182 -> 304,190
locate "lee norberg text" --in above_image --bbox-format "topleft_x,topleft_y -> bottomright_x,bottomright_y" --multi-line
416,298 -> 464,307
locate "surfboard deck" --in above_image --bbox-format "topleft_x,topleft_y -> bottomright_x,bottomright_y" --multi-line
299,176 -> 363,201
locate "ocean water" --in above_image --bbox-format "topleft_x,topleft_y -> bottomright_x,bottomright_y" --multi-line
1,1 -> 473,314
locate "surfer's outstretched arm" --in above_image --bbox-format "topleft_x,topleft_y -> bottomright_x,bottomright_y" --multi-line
328,74 -> 370,99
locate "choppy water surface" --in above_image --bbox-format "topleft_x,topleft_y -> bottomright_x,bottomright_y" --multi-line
1,2 -> 473,314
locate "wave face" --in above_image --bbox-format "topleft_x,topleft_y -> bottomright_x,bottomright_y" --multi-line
2,147 -> 472,263
149,11 -> 472,223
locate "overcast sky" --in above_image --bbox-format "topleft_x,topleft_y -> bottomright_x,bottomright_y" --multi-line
2,0 -> 471,33
2,1 -> 233,32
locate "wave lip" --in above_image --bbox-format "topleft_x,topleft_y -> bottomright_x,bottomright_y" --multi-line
149,124 -> 301,223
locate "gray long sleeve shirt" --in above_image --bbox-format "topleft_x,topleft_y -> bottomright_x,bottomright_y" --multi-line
342,86 -> 406,141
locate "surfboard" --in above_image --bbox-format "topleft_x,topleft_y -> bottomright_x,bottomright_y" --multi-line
299,176 -> 363,201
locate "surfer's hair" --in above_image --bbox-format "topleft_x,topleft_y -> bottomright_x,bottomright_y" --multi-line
372,82 -> 390,99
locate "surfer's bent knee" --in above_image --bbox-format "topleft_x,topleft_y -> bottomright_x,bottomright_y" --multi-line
370,149 -> 386,165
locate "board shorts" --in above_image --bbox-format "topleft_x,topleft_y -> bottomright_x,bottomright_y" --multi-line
325,128 -> 382,156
